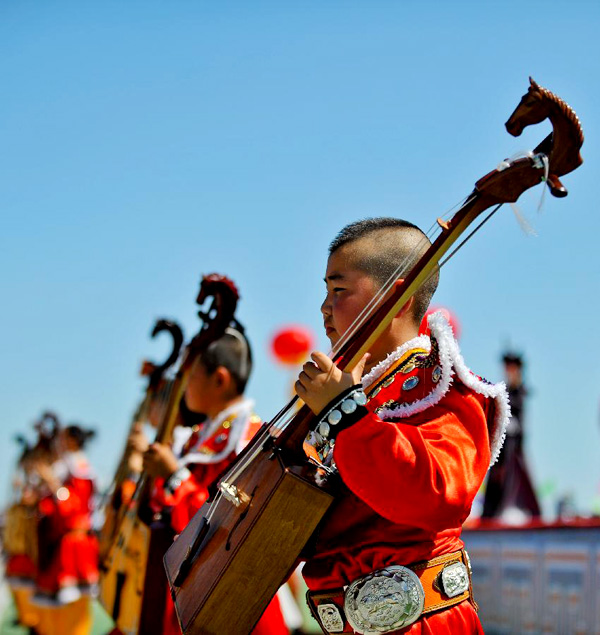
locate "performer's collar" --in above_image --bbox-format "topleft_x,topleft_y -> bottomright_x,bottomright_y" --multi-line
201,397 -> 254,439
362,333 -> 431,390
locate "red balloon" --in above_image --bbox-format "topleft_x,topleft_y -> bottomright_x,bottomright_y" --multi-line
271,326 -> 314,366
419,306 -> 461,340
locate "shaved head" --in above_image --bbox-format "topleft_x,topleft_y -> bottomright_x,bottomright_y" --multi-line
329,218 -> 439,323
201,327 -> 253,395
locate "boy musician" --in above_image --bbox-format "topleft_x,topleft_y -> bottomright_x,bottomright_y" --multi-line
296,218 -> 509,634
143,326 -> 289,635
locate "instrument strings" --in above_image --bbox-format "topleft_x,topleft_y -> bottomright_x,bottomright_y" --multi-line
108,372 -> 182,567
120,190 -> 493,545
215,193 -> 479,491
120,369 -> 179,519
107,390 -> 152,497
268,192 -> 476,434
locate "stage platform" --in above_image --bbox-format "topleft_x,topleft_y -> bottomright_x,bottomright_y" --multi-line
464,519 -> 600,634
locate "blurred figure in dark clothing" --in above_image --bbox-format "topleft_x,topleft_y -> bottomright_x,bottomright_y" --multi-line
481,352 -> 541,522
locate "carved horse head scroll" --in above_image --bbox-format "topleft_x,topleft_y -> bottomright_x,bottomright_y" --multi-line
505,77 -> 584,198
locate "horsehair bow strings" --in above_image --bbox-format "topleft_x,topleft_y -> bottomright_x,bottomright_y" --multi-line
271,159 -> 548,439
497,150 -> 550,236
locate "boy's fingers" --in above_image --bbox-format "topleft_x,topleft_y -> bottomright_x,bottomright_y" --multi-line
311,351 -> 333,371
294,380 -> 307,395
301,361 -> 320,378
351,352 -> 371,383
296,367 -> 311,386
298,371 -> 312,385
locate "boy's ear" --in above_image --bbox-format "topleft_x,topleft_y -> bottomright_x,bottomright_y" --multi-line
392,279 -> 414,318
213,366 -> 233,391
397,296 -> 414,316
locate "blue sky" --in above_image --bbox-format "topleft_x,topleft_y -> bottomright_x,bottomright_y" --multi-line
1,1 -> 598,516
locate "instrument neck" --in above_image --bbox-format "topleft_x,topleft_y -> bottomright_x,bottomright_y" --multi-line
274,191 -> 497,457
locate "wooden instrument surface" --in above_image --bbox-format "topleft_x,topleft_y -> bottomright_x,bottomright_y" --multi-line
101,276 -> 239,633
99,320 -> 184,632
3,503 -> 38,564
100,508 -> 150,634
164,452 -> 334,634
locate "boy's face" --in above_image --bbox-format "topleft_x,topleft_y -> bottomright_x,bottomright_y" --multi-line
185,358 -> 217,415
60,430 -> 79,453
321,246 -> 380,347
504,362 -> 522,387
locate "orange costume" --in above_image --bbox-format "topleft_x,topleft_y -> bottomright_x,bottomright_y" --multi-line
153,398 -> 289,635
303,312 -> 509,634
34,451 -> 98,605
33,451 -> 99,635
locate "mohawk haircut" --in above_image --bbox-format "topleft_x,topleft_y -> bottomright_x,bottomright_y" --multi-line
329,217 -> 439,324
200,327 -> 253,395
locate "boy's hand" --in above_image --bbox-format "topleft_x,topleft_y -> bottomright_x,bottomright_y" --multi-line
143,443 -> 179,478
295,351 -> 370,415
33,461 -> 61,492
127,425 -> 149,455
22,488 -> 38,506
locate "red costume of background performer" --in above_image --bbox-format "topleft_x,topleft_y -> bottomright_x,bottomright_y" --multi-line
144,326 -> 289,635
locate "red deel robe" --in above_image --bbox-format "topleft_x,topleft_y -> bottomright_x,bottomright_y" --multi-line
303,312 -> 509,634
35,452 -> 99,604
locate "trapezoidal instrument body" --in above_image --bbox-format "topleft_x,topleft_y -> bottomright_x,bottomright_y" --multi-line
164,448 -> 333,634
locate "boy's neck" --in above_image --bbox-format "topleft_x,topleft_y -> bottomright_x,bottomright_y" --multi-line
206,394 -> 245,421
364,321 -> 421,373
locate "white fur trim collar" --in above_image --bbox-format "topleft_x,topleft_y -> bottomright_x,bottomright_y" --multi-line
179,398 -> 255,466
64,451 -> 95,480
362,312 -> 509,466
361,334 -> 431,388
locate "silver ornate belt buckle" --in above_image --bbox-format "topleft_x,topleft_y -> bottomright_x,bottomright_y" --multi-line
440,561 -> 469,598
317,603 -> 345,633
344,565 -> 425,634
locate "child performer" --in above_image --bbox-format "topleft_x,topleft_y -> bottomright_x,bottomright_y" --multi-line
143,325 -> 289,635
32,424 -> 99,635
296,218 -> 509,634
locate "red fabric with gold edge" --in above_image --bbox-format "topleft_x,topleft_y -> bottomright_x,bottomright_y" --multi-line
154,461 -> 232,535
302,338 -> 496,634
36,473 -> 99,598
154,411 -> 264,534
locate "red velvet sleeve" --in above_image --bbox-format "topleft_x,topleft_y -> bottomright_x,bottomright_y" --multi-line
333,386 -> 491,529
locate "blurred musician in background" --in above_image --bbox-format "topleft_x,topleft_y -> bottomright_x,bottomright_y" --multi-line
4,437 -> 41,631
481,352 -> 541,522
31,423 -> 99,635
142,325 -> 289,635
